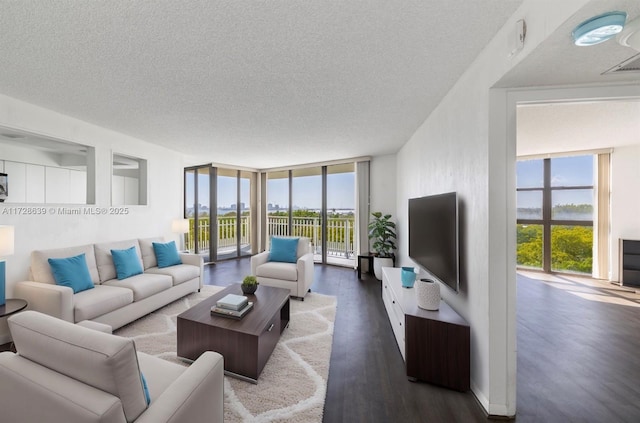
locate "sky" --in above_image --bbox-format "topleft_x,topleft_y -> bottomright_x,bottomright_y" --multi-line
517,155 -> 594,208
186,171 -> 355,210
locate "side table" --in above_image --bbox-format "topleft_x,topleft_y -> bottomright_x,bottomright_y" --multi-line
0,299 -> 28,352
357,254 -> 374,279
357,254 -> 397,279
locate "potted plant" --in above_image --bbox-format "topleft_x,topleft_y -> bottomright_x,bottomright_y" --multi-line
241,275 -> 259,295
368,212 -> 397,280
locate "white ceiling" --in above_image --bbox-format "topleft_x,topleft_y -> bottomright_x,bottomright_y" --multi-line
517,100 -> 640,157
1,1 -> 639,169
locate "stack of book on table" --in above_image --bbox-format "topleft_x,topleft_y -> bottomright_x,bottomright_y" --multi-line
211,293 -> 253,319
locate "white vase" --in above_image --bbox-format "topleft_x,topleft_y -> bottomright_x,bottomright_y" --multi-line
415,278 -> 440,310
373,257 -> 394,280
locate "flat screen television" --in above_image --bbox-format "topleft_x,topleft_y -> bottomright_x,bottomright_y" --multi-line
408,192 -> 459,292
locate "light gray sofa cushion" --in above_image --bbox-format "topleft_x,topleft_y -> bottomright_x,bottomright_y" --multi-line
145,265 -> 200,286
102,273 -> 172,301
95,239 -> 143,283
9,311 -> 148,422
0,352 -> 126,423
138,237 -> 164,270
255,261 -> 298,281
74,285 -> 134,322
30,244 -> 100,285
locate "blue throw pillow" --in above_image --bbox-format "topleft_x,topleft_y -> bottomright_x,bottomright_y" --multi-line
153,241 -> 182,268
111,246 -> 143,280
141,372 -> 151,405
48,254 -> 95,294
269,237 -> 299,263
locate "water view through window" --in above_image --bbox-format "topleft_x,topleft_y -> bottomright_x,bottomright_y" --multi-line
516,155 -> 594,274
267,164 -> 356,266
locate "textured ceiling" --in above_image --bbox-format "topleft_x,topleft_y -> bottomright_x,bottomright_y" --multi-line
0,0 -> 524,169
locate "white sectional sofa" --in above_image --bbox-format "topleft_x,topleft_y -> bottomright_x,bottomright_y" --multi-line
15,237 -> 203,330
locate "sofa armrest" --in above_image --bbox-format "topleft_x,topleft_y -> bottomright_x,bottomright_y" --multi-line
136,351 -> 224,423
13,281 -> 74,322
296,253 -> 315,297
251,251 -> 270,275
179,253 -> 204,289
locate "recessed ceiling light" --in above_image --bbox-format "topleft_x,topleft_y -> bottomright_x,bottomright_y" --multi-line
572,11 -> 627,46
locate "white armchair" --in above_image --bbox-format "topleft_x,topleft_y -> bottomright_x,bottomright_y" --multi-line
251,236 -> 314,300
0,311 -> 224,423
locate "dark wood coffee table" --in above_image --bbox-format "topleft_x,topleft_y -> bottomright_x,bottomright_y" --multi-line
177,283 -> 290,383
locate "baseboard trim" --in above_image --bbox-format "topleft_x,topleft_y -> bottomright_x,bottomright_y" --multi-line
470,382 -> 516,420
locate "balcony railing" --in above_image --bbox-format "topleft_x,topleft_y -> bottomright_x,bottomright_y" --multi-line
184,215 -> 355,259
267,216 -> 355,258
184,216 -> 250,253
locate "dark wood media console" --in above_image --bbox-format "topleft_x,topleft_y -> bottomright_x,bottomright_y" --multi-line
382,267 -> 470,391
619,239 -> 640,287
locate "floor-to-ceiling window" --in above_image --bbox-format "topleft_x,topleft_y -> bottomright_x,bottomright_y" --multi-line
184,165 -> 212,262
517,155 -> 594,274
184,165 -> 256,262
266,170 -> 290,240
292,167 -> 323,263
264,162 -> 356,267
217,168 -> 239,259
326,163 -> 355,266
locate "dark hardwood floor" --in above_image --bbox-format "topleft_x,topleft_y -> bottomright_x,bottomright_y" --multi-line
516,272 -> 640,423
205,261 -> 640,422
203,259 -> 488,422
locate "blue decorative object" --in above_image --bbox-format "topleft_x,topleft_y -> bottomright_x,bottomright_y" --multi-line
572,11 -> 627,46
153,241 -> 182,268
48,254 -> 95,294
401,266 -> 416,288
111,246 -> 143,280
0,261 -> 5,306
140,372 -> 151,405
269,237 -> 299,263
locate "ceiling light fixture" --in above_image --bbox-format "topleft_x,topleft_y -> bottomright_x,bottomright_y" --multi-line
572,11 -> 627,46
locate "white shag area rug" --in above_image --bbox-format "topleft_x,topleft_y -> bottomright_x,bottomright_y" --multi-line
114,285 -> 337,422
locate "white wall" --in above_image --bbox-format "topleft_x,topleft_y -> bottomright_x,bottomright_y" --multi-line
393,1 -> 590,417
0,94 -> 186,341
370,154 -> 397,217
611,144 -> 640,281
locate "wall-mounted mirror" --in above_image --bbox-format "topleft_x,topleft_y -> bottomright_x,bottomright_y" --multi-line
0,126 -> 95,204
112,153 -> 147,206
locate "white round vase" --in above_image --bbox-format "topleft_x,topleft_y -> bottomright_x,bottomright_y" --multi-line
415,279 -> 440,310
373,257 -> 394,280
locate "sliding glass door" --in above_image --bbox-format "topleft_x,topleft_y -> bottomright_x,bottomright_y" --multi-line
217,168 -> 238,260
264,162 -> 356,267
292,167 -> 323,263
267,170 -> 290,242
184,165 -> 256,262
184,165 -> 212,262
326,163 -> 355,266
